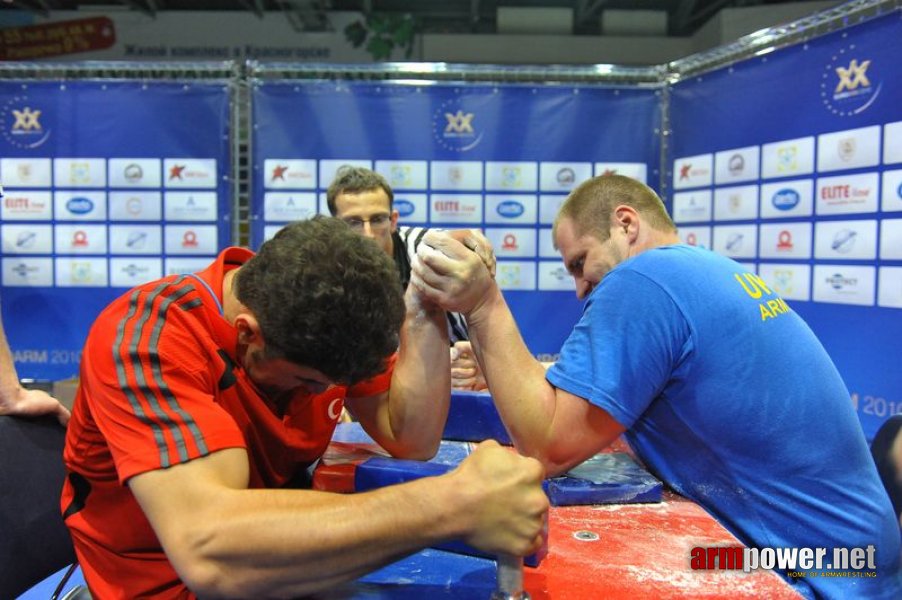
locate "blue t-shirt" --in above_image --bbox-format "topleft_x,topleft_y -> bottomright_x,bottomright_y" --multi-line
547,244 -> 900,599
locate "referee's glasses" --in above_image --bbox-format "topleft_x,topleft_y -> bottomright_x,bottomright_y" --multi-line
342,214 -> 392,233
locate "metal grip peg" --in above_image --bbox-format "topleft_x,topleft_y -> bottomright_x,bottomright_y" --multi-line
490,553 -> 529,600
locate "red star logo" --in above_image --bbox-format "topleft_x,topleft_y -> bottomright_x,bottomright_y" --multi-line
169,164 -> 186,180
602,169 -> 617,176
680,164 -> 691,180
271,164 -> 288,181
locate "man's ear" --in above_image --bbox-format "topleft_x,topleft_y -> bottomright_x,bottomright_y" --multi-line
390,209 -> 400,232
613,206 -> 639,238
234,313 -> 263,346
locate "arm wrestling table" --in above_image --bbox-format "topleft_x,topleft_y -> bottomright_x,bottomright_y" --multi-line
309,415 -> 803,600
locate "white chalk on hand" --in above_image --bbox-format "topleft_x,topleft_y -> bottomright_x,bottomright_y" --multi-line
416,242 -> 443,262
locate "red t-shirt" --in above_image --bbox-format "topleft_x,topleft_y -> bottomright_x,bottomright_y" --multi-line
61,248 -> 394,599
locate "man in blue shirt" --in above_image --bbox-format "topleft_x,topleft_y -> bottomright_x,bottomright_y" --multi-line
412,174 -> 901,599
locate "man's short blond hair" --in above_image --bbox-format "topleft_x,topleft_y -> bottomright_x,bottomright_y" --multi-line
553,174 -> 676,245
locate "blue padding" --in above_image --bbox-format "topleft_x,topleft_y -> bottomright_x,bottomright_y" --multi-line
442,391 -> 511,445
545,452 -> 663,506
354,455 -> 544,567
356,456 -> 455,488
316,548 -> 497,599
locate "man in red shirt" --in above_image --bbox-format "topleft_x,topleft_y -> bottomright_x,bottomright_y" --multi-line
62,217 -> 547,599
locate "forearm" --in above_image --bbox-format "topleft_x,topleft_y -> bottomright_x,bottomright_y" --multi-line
465,286 -> 561,466
377,299 -> 451,459
0,320 -> 22,410
171,476 -> 468,598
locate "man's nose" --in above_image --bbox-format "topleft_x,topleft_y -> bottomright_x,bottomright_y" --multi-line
361,221 -> 375,237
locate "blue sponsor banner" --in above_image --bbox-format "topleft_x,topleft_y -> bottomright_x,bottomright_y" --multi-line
0,80 -> 232,380
251,80 -> 662,357
668,12 -> 902,438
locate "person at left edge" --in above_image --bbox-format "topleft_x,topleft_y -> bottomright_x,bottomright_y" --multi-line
0,184 -> 70,425
61,217 -> 517,598
0,307 -> 70,426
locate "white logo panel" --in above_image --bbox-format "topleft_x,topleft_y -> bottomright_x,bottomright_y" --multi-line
484,195 -> 537,224
538,261 -> 575,291
264,159 -> 317,190
815,172 -> 878,216
430,194 -> 482,224
712,224 -> 757,259
713,185 -> 758,221
759,179 -> 814,219
2,258 -> 53,287
1,190 -> 52,220
263,192 -> 318,222
484,228 -> 537,259
714,146 -> 760,184
540,163 -> 591,191
878,267 -> 902,308
164,159 -> 217,189
53,191 -> 107,221
54,224 -> 107,254
485,162 -> 537,191
375,161 -> 428,190
758,263 -> 811,301
164,192 -> 218,222
109,258 -> 163,287
108,192 -> 162,221
53,158 -> 106,188
496,261 -> 536,291
0,158 -> 52,187
109,225 -> 163,255
884,121 -> 902,165
594,162 -> 648,183
539,228 -> 558,258
761,136 -> 814,180
55,257 -> 108,287
817,126 -> 881,173
1,224 -> 53,254
881,170 -> 902,213
672,190 -> 712,223
758,222 -> 812,259
165,258 -> 211,275
677,226 -> 711,249
430,161 -> 483,190
814,220 -> 877,260
108,159 -> 162,188
813,265 -> 875,306
539,195 -> 566,225
393,193 -> 428,223
672,153 -> 712,190
880,219 -> 902,260
164,225 -> 218,255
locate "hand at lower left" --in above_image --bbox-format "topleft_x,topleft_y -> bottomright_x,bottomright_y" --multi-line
0,386 -> 71,426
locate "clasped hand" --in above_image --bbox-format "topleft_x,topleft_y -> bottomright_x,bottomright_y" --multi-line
410,230 -> 496,316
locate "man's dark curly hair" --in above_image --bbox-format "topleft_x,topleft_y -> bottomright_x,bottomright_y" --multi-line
234,216 -> 404,384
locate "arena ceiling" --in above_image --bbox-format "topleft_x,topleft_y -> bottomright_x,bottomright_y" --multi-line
1,1 -> 836,36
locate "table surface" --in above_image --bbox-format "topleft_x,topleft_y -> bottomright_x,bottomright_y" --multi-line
310,425 -> 804,599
